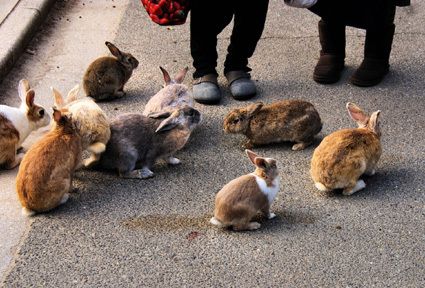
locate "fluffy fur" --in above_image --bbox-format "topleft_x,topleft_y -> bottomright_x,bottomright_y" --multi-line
310,102 -> 382,195
0,79 -> 50,169
143,67 -> 193,116
16,108 -> 82,215
53,85 -> 110,167
98,105 -> 201,179
83,41 -> 139,101
211,150 -> 280,231
223,99 -> 322,151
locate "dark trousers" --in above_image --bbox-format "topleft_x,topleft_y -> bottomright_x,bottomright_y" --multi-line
309,0 -> 396,29
190,0 -> 269,79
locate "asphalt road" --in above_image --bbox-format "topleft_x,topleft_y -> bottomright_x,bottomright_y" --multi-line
1,0 -> 424,287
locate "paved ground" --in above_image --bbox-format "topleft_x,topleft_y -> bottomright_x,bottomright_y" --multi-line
1,0 -> 424,286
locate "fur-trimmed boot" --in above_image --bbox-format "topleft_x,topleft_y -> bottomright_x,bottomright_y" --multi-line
350,24 -> 395,87
313,20 -> 346,84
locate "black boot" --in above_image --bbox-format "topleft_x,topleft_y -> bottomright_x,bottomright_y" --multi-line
350,24 -> 395,87
313,20 -> 346,84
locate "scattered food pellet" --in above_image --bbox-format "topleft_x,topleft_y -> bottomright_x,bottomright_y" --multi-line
336,225 -> 342,230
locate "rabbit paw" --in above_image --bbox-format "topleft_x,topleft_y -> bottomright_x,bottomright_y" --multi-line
140,167 -> 154,179
60,193 -> 69,205
342,180 -> 366,196
268,212 -> 277,219
167,157 -> 181,165
292,142 -> 311,151
248,222 -> 261,230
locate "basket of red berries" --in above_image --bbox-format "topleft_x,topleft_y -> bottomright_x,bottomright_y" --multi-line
141,0 -> 190,25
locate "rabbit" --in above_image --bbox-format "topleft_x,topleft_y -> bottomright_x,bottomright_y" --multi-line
52,85 -> 111,167
0,79 -> 50,169
16,108 -> 82,216
223,99 -> 322,151
83,41 -> 139,101
310,102 -> 382,196
210,149 -> 280,231
142,66 -> 193,116
98,105 -> 201,179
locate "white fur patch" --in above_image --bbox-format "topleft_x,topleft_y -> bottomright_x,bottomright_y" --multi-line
315,182 -> 329,192
22,207 -> 35,217
210,217 -> 224,227
251,173 -> 280,204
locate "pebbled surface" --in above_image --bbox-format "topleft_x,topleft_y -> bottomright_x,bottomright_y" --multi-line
1,0 -> 424,287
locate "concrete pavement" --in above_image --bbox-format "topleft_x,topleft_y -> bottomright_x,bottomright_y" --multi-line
1,0 -> 424,286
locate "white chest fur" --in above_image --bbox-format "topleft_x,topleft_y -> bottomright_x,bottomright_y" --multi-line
251,173 -> 280,204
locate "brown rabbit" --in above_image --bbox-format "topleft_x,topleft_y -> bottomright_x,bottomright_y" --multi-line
16,108 -> 82,216
223,100 -> 322,151
210,150 -> 280,231
310,102 -> 382,196
83,41 -> 139,101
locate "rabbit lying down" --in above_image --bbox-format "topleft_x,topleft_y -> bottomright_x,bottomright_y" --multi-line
97,105 -> 201,179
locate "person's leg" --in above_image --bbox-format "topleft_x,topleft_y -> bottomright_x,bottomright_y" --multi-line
350,3 -> 396,87
190,1 -> 233,104
224,0 -> 269,100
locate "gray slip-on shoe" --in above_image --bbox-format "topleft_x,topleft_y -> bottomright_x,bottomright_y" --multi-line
193,74 -> 221,105
225,71 -> 257,100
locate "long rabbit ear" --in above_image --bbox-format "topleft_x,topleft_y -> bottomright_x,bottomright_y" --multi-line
155,110 -> 180,133
148,110 -> 172,119
51,87 -> 64,108
66,85 -> 80,103
105,41 -> 122,57
247,102 -> 263,118
52,107 -> 62,122
369,110 -> 381,135
174,67 -> 188,84
346,102 -> 369,126
245,149 -> 259,165
160,66 -> 171,85
25,90 -> 35,108
18,79 -> 30,101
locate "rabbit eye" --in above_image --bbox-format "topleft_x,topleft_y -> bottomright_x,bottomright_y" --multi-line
233,118 -> 240,124
38,109 -> 45,117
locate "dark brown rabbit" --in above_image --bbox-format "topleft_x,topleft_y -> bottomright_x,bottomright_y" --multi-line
223,99 -> 322,150
83,41 -> 139,101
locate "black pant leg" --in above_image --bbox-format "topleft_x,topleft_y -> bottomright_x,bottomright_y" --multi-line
190,1 -> 233,79
223,0 -> 269,74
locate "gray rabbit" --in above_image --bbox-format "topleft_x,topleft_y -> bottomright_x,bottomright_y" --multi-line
98,105 -> 201,179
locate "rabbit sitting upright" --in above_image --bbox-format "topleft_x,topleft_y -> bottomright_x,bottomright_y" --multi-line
210,149 -> 280,231
98,105 -> 201,179
223,99 -> 322,151
0,79 -> 50,169
83,41 -> 139,101
310,102 -> 382,196
16,108 -> 82,216
52,85 -> 110,167
143,66 -> 193,116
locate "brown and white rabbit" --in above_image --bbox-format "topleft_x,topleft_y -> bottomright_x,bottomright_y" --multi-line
223,100 -> 322,151
16,108 -> 82,216
83,41 -> 139,101
98,105 -> 201,179
52,85 -> 110,167
210,150 -> 280,231
0,79 -> 50,169
142,66 -> 193,116
310,102 -> 382,196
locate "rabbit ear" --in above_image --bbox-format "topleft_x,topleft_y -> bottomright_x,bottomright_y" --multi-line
174,67 -> 188,84
51,87 -> 64,108
247,102 -> 263,118
105,41 -> 122,57
52,107 -> 62,122
148,110 -> 172,119
66,85 -> 80,103
254,157 -> 267,170
155,111 -> 180,133
25,90 -> 35,108
369,110 -> 381,135
346,102 -> 368,125
245,149 -> 259,165
160,66 -> 171,85
18,79 -> 30,101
